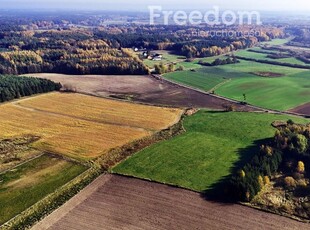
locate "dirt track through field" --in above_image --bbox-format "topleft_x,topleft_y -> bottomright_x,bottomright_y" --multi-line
12,98 -> 151,132
32,175 -> 309,230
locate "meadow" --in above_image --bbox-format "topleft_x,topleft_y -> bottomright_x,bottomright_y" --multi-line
0,154 -> 87,225
234,49 -> 310,66
113,111 -> 309,192
261,38 -> 291,46
0,93 -> 182,160
164,60 -> 310,111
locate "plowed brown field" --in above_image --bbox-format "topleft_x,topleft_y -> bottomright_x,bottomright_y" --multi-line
25,73 -> 253,111
290,102 -> 310,116
32,175 -> 309,230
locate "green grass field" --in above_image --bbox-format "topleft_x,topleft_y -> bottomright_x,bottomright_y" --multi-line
164,68 -> 230,91
234,49 -> 310,66
164,60 -> 310,111
0,154 -> 87,224
113,111 -> 309,192
261,38 -> 291,46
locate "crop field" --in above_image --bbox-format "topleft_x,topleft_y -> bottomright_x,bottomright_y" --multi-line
175,56 -> 225,70
164,67 -> 238,92
234,49 -> 310,66
0,154 -> 87,225
16,93 -> 182,131
25,74 -> 253,111
0,93 -> 182,160
261,38 -> 291,46
113,111 -> 309,192
164,60 -> 310,112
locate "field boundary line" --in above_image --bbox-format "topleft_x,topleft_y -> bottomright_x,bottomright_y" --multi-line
153,74 -> 310,119
240,202 -> 310,224
208,78 -> 232,93
235,56 -> 310,70
31,174 -> 112,230
2,167 -> 101,230
112,172 -> 200,193
0,152 -> 45,175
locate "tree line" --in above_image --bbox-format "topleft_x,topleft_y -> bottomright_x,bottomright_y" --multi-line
235,56 -> 310,70
199,57 -> 239,67
0,75 -> 61,102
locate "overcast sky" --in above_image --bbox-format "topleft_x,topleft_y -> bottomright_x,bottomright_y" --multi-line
1,0 -> 310,12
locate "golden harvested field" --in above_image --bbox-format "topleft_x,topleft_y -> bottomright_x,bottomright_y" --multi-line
16,93 -> 182,131
0,93 -> 182,160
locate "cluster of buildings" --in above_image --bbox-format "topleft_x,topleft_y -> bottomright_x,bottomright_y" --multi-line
134,48 -> 163,61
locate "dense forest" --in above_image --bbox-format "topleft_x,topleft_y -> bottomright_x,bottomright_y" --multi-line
0,38 -> 149,75
0,75 -> 61,102
0,13 -> 286,75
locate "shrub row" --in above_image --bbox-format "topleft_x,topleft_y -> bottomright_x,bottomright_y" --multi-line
236,56 -> 310,69
235,56 -> 310,69
98,113 -> 185,170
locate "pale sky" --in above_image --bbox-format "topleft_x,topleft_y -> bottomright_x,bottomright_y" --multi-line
1,0 -> 310,12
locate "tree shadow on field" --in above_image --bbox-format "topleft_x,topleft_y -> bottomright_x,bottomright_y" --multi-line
200,137 -> 273,204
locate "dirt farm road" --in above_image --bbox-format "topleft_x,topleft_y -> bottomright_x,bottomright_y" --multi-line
32,174 -> 309,230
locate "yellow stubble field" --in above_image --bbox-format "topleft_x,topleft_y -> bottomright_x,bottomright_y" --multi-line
0,93 -> 183,160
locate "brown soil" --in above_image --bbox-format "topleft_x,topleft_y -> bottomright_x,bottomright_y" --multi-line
289,102 -> 310,116
251,72 -> 285,78
33,174 -> 309,230
24,73 -> 253,111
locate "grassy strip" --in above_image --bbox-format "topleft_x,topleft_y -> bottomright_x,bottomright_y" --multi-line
1,167 -> 101,230
98,112 -> 186,171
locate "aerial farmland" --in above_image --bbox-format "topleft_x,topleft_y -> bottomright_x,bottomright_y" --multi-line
0,4 -> 310,230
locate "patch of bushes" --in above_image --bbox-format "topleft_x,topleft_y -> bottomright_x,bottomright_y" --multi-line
229,146 -> 282,201
296,56 -> 310,64
266,53 -> 291,59
154,62 -> 175,74
198,57 -> 239,67
229,121 -> 310,202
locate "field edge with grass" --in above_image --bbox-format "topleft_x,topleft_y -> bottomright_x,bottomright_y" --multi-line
113,111 -> 309,192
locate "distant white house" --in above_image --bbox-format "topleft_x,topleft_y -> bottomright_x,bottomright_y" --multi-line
153,56 -> 162,61
152,53 -> 163,61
